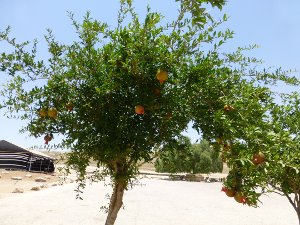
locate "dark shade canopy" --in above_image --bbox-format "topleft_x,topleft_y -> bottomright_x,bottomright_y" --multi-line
0,140 -> 55,172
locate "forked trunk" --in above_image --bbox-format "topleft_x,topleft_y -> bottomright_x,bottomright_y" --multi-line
285,192 -> 300,225
105,180 -> 126,225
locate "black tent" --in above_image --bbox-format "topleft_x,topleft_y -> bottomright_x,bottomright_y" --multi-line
0,140 -> 55,172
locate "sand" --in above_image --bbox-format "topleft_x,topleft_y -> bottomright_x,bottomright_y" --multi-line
0,169 -> 68,198
0,171 -> 298,225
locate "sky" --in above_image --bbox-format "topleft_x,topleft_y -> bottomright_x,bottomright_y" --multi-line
0,0 -> 300,149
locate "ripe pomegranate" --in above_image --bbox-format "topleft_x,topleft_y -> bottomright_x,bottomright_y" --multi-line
252,152 -> 266,165
222,187 -> 235,197
44,134 -> 53,145
225,189 -> 236,197
224,104 -> 234,111
234,192 -> 247,204
156,69 -> 168,84
48,107 -> 58,119
135,105 -> 145,115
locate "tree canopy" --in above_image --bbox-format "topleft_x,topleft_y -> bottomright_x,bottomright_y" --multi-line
221,92 -> 300,223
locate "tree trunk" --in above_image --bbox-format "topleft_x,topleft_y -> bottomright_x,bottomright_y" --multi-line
105,180 -> 126,225
296,195 -> 300,225
285,193 -> 300,225
295,192 -> 300,225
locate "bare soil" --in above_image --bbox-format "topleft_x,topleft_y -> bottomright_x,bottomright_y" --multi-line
0,169 -> 66,198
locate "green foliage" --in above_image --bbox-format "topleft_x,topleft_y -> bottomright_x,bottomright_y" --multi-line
220,92 -> 300,217
155,136 -> 223,174
154,136 -> 192,173
0,1 -> 237,185
175,0 -> 226,27
1,0 -> 300,223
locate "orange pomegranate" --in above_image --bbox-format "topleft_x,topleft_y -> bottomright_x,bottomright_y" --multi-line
135,105 -> 145,115
156,69 -> 168,84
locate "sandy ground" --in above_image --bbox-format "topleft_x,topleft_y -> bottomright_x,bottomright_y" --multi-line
0,171 -> 298,225
0,169 -> 70,198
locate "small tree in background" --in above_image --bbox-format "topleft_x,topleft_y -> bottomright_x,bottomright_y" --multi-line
155,136 -> 222,174
154,136 -> 192,174
188,141 -> 214,174
189,139 -> 223,174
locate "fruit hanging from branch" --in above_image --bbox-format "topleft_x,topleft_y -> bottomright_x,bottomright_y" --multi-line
44,133 -> 53,145
135,105 -> 145,115
223,104 -> 235,112
252,152 -> 266,165
156,69 -> 168,84
222,187 -> 236,197
38,108 -> 47,118
234,192 -> 247,204
47,107 -> 58,119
